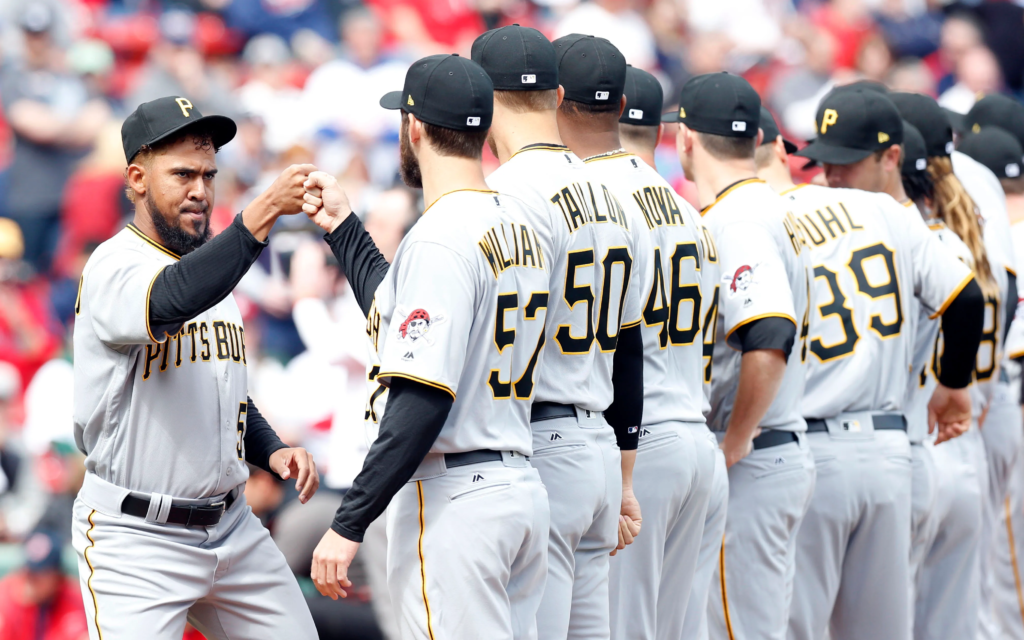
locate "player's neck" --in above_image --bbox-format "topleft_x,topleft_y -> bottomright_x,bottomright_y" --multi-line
881,170 -> 908,203
559,120 -> 623,161
131,205 -> 167,248
693,155 -> 758,210
491,112 -> 564,165
623,144 -> 655,168
1006,193 -> 1024,225
419,154 -> 491,214
757,161 -> 796,193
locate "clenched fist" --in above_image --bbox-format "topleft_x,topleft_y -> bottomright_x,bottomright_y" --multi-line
242,164 -> 318,240
302,171 -> 354,234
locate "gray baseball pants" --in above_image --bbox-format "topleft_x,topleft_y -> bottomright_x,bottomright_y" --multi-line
788,421 -> 912,640
608,420 -> 717,640
386,451 -> 549,640
531,407 -> 621,640
708,431 -> 815,640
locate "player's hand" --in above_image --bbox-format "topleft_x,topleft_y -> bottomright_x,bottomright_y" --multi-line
722,427 -> 760,468
268,447 -> 320,504
611,486 -> 643,556
311,529 -> 359,600
259,164 -> 319,218
928,384 -> 972,444
303,171 -> 353,234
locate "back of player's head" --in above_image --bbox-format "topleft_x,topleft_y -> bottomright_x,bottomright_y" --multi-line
958,126 -> 1024,194
755,106 -> 796,169
967,94 -> 1024,154
794,88 -> 902,166
618,66 -> 662,150
900,120 -> 933,202
380,54 -> 493,158
553,34 -> 627,120
472,25 -> 560,114
889,92 -> 955,158
664,72 -> 761,161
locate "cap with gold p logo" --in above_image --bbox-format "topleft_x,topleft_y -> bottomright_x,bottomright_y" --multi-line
794,86 -> 903,166
175,97 -> 194,118
120,95 -> 237,164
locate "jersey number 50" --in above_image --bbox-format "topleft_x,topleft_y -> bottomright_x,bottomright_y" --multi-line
555,247 -> 633,354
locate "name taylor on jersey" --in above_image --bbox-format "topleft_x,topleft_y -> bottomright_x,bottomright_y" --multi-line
549,181 -> 630,234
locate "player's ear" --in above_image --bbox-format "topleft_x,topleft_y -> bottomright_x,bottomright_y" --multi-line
774,136 -> 788,164
126,162 -> 147,202
408,114 -> 422,146
656,123 -> 664,147
755,128 -> 765,148
618,95 -> 627,119
883,145 -> 901,173
556,85 -> 565,108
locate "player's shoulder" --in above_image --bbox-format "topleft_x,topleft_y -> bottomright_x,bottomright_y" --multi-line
85,225 -> 175,274
404,189 -> 534,253
489,145 -> 587,186
705,179 -> 787,228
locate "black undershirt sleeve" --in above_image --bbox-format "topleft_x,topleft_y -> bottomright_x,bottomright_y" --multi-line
1005,271 -> 1017,343
605,323 -> 643,451
937,278 -> 985,389
148,214 -> 267,333
323,215 -> 391,317
734,317 -> 797,355
243,396 -> 288,476
332,377 -> 453,542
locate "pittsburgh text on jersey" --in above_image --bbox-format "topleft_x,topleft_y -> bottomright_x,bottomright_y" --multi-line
142,319 -> 248,380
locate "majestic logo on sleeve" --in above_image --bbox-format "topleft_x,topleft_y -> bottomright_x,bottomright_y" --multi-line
396,307 -> 446,360
724,264 -> 759,308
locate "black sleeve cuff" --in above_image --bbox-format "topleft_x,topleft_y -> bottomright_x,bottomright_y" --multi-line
324,215 -> 391,317
243,396 -> 288,476
606,323 -> 643,450
1004,271 -> 1017,343
331,521 -> 365,543
733,317 -> 796,355
938,278 -> 984,389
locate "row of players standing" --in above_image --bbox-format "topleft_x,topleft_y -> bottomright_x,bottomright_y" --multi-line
304,24 -> 1024,640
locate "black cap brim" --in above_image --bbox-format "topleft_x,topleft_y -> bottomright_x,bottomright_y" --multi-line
794,140 -> 873,165
380,91 -> 404,111
662,110 -> 681,123
943,108 -> 968,134
782,139 -> 798,154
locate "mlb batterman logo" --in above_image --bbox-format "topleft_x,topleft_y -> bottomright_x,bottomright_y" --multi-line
397,307 -> 446,360
729,265 -> 754,293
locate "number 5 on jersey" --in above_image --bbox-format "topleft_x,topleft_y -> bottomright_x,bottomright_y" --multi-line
235,402 -> 247,460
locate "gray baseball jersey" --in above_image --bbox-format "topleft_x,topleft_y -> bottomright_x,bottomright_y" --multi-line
783,186 -> 973,419
73,225 -> 252,498
485,146 -> 643,410
366,189 -> 551,456
703,179 -> 813,433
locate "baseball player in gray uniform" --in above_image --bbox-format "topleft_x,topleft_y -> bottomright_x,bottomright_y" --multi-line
301,54 -> 553,640
71,97 -> 321,640
470,28 -> 646,640
619,68 -> 728,640
583,64 -> 716,640
788,88 -> 984,640
961,124 -> 1024,639
665,72 -> 816,640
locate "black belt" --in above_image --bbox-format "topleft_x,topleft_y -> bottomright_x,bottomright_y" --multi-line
805,414 -> 907,433
752,430 -> 799,450
121,489 -> 237,527
531,402 -> 578,422
445,449 -> 504,468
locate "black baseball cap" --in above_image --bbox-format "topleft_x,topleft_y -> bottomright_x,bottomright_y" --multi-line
553,34 -> 626,106
795,88 -> 903,165
889,92 -> 954,158
945,108 -> 968,136
967,94 -> 1024,154
958,127 -> 1023,180
381,54 -> 493,132
122,96 -> 236,164
620,66 -> 663,127
662,73 -> 760,139
471,25 -> 558,92
901,120 -> 929,176
759,106 -> 797,154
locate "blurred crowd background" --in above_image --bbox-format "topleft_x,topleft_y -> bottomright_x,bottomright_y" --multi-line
0,0 -> 1021,637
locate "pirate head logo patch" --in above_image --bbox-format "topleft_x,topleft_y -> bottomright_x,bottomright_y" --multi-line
723,263 -> 760,308
396,307 -> 446,360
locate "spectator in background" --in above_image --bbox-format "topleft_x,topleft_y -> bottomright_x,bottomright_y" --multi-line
0,361 -> 21,507
238,34 -> 307,154
126,9 -> 239,117
0,529 -> 87,640
245,464 -> 287,530
935,12 -> 984,96
555,0 -> 657,70
302,7 -> 407,184
0,219 -> 60,387
0,4 -> 110,274
939,44 -> 1002,114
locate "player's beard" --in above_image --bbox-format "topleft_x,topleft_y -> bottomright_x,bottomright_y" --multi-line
399,115 -> 423,189
146,193 -> 212,256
